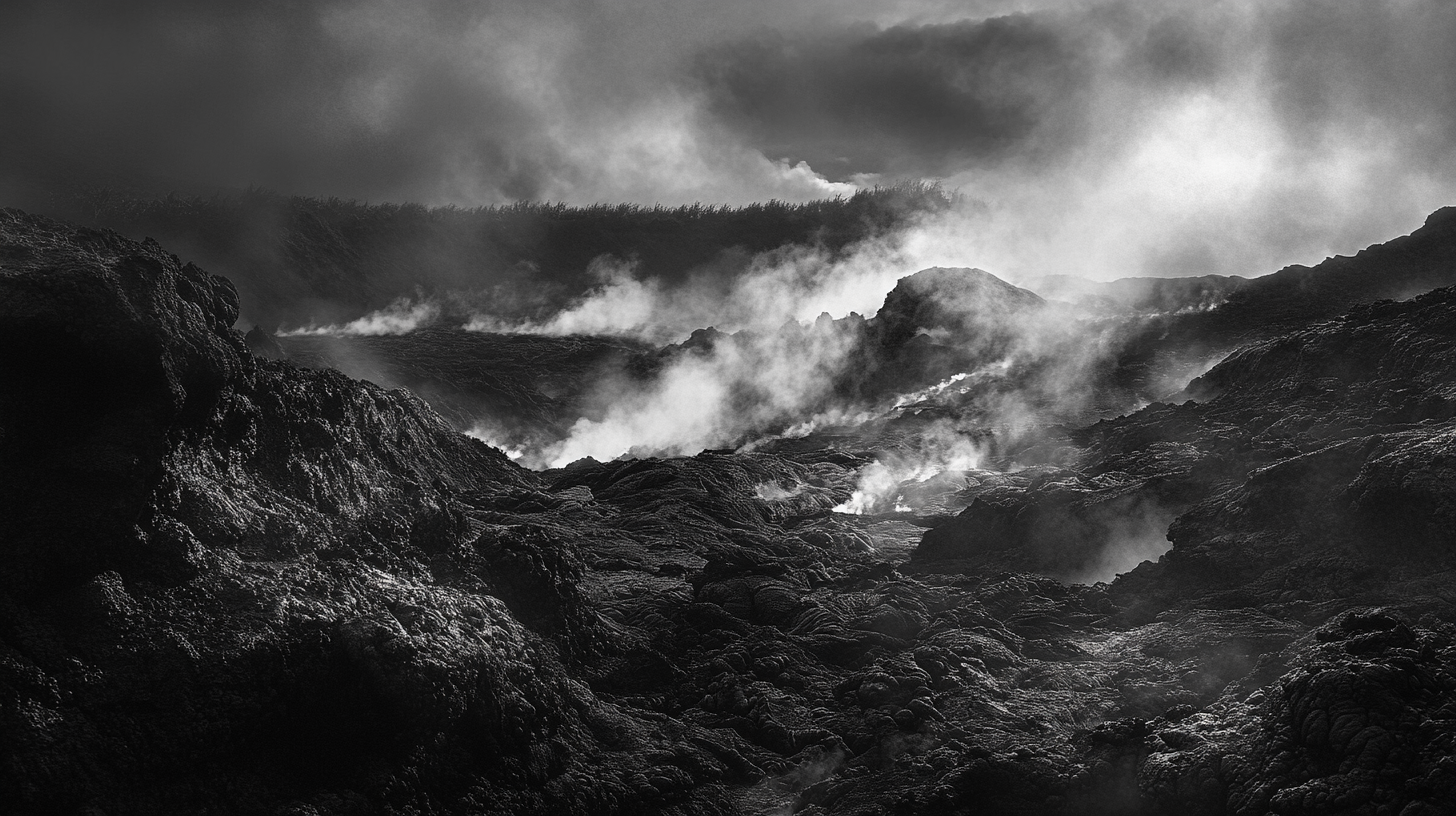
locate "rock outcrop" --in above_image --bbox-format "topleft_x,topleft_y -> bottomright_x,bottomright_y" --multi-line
5,207 -> 1456,816
0,211 -> 744,815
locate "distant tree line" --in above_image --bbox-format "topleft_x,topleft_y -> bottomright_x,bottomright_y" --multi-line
31,181 -> 958,328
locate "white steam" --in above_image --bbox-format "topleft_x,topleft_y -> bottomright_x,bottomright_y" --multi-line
462,211 -> 997,469
890,360 -> 1013,410
736,407 -> 878,453
542,353 -> 733,466
490,209 -> 1226,471
280,298 -> 440,336
464,257 -> 665,337
464,423 -> 526,461
533,317 -> 860,468
265,200 -> 1254,479
467,206 -> 965,343
833,424 -> 984,515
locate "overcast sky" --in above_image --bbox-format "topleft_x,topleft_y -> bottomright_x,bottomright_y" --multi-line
2,0 -> 1454,279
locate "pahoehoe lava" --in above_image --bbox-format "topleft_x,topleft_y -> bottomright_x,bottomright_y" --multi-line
4,205 -> 1456,816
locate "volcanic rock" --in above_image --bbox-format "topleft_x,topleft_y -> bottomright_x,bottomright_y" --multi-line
7,206 -> 1456,816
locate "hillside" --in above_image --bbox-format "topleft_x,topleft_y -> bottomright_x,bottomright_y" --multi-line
1111,207 -> 1456,388
4,208 -> 1456,815
12,182 -> 957,329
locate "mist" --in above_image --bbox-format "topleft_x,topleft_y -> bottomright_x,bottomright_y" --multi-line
530,312 -> 864,468
6,1 -> 1455,287
465,210 -> 963,342
260,210 -> 1217,482
270,197 -> 977,343
10,0 -> 1449,504
832,420 -> 986,516
282,298 -> 442,337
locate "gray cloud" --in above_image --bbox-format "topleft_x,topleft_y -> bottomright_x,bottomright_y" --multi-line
691,4 -> 1253,181
0,0 -> 574,202
1264,1 -> 1456,160
1,0 -> 1454,281
0,0 -> 885,204
695,16 -> 1092,178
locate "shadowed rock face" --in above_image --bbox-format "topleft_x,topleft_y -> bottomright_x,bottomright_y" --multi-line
0,210 -> 247,592
4,208 -> 1456,816
0,211 -> 749,816
1105,206 -> 1456,391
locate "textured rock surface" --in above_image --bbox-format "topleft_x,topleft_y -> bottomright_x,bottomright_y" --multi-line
280,328 -> 658,446
0,211 -> 745,815
5,208 -> 1456,816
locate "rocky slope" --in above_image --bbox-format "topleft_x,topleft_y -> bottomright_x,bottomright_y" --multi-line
1108,207 -> 1456,395
1027,274 -> 1251,318
268,266 -> 1058,455
0,210 -> 746,815
4,208 -> 1456,816
278,328 -> 659,448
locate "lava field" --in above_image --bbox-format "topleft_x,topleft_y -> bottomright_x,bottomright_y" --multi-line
4,205 -> 1456,816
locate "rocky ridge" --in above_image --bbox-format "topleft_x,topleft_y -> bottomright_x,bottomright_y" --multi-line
3,208 -> 1456,815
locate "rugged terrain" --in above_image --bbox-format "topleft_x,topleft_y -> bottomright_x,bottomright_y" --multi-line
12,182 -> 955,329
3,207 -> 1456,816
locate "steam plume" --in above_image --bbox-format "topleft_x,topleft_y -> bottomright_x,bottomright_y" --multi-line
281,298 -> 441,336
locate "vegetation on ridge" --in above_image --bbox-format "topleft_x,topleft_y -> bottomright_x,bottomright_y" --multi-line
21,181 -> 959,328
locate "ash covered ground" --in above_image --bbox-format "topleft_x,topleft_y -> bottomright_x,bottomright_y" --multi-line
5,204 -> 1456,816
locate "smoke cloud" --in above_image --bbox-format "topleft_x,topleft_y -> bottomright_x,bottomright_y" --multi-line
0,0 -> 859,205
9,1 -> 1446,491
697,0 -> 1456,280
465,210 -> 962,343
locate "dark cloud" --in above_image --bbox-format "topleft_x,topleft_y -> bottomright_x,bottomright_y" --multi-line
1129,13 -> 1230,85
695,15 -> 1090,177
691,5 -> 1256,180
0,0 -> 558,202
0,0 -> 1453,282
685,0 -> 1456,280
0,0 -> 885,205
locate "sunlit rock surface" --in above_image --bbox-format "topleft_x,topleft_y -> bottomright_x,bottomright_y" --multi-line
4,208 -> 1456,815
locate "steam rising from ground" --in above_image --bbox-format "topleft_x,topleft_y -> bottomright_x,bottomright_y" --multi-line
468,214 -> 954,342
465,258 -> 666,338
276,199 -> 965,342
466,206 -> 1043,468
270,209 -> 1228,519
535,317 -> 860,468
280,298 -> 441,337
421,203 -> 1215,473
464,424 -> 525,461
833,426 -> 984,515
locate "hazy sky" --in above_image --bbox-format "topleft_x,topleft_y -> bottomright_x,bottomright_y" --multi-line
3,0 -> 1454,279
